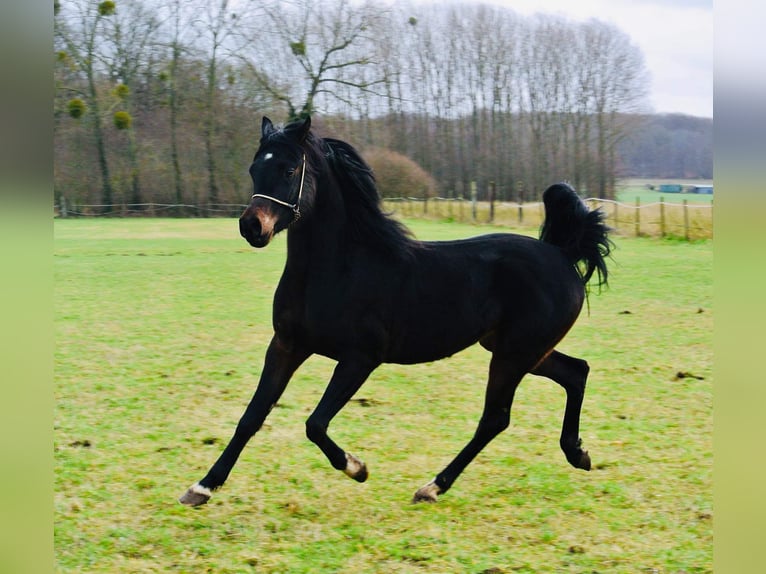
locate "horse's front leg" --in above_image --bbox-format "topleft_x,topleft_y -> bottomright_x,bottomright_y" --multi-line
179,336 -> 310,506
305,359 -> 378,482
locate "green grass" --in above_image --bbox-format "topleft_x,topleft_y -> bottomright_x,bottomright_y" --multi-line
54,218 -> 712,573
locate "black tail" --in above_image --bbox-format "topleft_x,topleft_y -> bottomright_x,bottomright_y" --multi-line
539,182 -> 613,288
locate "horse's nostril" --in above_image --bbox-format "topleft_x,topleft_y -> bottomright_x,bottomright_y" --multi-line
239,214 -> 271,248
239,215 -> 260,239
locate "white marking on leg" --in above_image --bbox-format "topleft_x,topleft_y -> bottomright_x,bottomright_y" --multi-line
189,482 -> 212,498
179,482 -> 213,506
413,479 -> 442,503
344,452 -> 365,479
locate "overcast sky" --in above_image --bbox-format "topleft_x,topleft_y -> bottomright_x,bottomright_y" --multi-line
410,0 -> 713,118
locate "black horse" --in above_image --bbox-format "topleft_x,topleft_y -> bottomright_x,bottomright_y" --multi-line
179,116 -> 612,506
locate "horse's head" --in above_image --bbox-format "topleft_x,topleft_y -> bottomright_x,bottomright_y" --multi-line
239,116 -> 312,248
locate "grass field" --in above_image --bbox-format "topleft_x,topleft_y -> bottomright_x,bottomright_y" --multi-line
54,218 -> 712,573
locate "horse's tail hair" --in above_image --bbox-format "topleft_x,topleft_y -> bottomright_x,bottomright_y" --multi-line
539,182 -> 613,288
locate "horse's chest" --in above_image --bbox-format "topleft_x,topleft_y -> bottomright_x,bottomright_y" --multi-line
303,286 -> 364,338
273,283 -> 358,348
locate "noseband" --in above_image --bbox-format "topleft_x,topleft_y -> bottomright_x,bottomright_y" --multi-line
251,154 -> 307,223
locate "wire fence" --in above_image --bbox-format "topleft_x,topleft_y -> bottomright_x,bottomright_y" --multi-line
54,195 -> 713,240
55,201 -> 247,218
382,196 -> 713,240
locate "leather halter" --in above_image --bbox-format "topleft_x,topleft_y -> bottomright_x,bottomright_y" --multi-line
251,154 -> 306,222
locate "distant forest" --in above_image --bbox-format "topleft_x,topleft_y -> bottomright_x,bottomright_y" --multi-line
54,0 -> 712,212
617,114 -> 712,180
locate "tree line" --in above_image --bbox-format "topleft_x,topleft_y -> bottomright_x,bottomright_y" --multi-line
617,113 -> 712,180
54,0 -> 710,214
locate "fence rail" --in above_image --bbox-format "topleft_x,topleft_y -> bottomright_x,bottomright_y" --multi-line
54,196 -> 713,240
55,201 -> 247,218
382,196 -> 713,240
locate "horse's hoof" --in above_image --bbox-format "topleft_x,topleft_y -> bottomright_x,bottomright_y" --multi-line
179,483 -> 212,507
565,438 -> 592,471
412,480 -> 441,503
343,453 -> 368,483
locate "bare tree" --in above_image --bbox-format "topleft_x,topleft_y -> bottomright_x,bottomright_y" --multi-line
55,0 -> 118,211
240,0 -> 388,122
581,19 -> 649,198
191,0 -> 242,208
519,16 -> 569,196
158,0 -> 189,214
494,14 -> 524,201
101,0 -> 162,207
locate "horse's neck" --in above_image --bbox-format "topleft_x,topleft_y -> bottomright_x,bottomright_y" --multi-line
284,178 -> 348,274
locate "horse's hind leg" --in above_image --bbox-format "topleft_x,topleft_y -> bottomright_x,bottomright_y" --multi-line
413,354 -> 525,503
531,350 -> 591,471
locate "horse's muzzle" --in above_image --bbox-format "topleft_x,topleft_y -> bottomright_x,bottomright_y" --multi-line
239,210 -> 274,248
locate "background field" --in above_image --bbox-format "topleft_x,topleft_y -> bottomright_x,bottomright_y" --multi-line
616,179 -> 714,205
381,178 -> 713,240
54,218 -> 712,573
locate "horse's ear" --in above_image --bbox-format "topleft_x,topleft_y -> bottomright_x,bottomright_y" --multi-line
261,116 -> 275,138
285,116 -> 311,143
299,116 -> 311,141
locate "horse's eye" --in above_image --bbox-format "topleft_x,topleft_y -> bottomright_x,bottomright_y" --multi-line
285,168 -> 296,178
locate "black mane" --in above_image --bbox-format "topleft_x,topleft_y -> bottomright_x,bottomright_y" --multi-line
319,136 -> 419,260
260,119 -> 418,260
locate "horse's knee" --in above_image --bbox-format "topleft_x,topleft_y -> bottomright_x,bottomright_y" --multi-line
235,417 -> 260,440
479,410 -> 510,438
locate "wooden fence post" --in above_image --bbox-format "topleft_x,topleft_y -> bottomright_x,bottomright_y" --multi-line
488,181 -> 495,223
660,196 -> 666,237
470,181 -> 477,221
634,197 -> 640,236
683,199 -> 689,240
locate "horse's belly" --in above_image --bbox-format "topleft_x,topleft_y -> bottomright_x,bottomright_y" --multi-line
384,321 -> 487,365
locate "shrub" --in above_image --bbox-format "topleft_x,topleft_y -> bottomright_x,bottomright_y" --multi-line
364,148 -> 437,199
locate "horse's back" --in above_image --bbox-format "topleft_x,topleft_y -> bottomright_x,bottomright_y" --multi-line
420,233 -> 581,302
